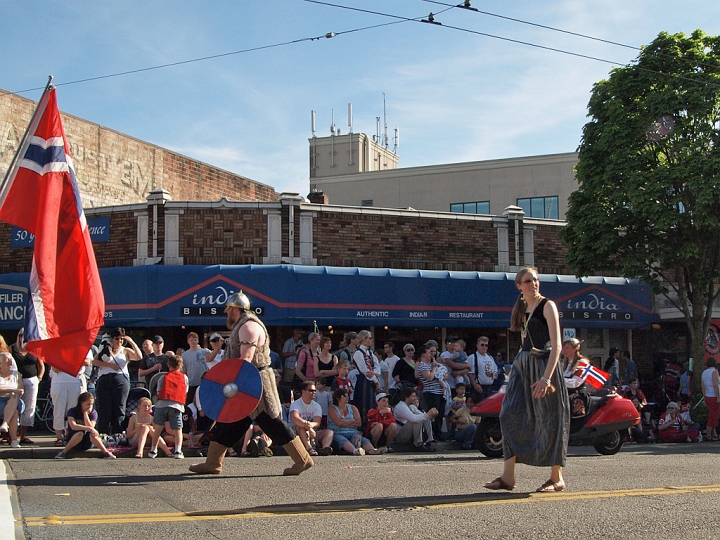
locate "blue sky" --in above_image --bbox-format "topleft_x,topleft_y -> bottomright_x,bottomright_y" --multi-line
2,1 -> 720,196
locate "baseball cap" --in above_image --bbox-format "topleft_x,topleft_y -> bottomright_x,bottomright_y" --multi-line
375,393 -> 390,402
209,333 -> 223,342
151,335 -> 164,344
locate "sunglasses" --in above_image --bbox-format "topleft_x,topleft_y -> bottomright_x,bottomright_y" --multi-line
478,344 -> 489,347
305,388 -> 317,393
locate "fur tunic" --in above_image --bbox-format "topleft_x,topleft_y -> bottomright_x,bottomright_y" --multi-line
226,310 -> 282,420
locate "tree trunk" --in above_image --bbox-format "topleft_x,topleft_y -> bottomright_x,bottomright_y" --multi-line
688,309 -> 709,395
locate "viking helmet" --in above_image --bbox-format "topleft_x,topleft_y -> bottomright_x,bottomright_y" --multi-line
225,291 -> 251,312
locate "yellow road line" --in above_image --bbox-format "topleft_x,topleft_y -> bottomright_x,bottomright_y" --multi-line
22,484 -> 720,527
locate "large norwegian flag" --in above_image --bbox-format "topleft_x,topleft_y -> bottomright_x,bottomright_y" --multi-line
574,360 -> 610,390
0,86 -> 104,375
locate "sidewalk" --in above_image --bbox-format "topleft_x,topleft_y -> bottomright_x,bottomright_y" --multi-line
0,430 -> 460,460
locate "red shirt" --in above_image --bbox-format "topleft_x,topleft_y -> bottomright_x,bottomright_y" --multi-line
158,370 -> 187,404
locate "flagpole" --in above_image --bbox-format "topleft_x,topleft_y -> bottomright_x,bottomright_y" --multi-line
0,76 -> 54,194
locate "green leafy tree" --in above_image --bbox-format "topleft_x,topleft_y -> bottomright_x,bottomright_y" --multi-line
561,30 -> 720,377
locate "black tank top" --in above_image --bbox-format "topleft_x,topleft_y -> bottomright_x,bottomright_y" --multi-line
521,298 -> 551,351
317,354 -> 335,373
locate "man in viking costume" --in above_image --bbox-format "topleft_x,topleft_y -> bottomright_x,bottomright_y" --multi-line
189,292 -> 313,475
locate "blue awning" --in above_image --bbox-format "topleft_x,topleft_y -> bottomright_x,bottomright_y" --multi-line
0,265 -> 658,330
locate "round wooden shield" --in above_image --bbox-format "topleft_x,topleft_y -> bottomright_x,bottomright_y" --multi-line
198,359 -> 262,423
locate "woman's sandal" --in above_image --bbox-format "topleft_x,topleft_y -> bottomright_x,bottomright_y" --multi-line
536,479 -> 565,492
134,453 -> 143,458
54,439 -> 65,447
484,477 -> 515,491
308,448 -> 319,456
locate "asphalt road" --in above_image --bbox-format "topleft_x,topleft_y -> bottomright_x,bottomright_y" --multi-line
4,441 -> 720,540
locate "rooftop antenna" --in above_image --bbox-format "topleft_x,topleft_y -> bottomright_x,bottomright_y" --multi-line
393,127 -> 400,153
375,116 -> 381,143
330,109 -> 337,167
348,103 -> 356,165
310,110 -> 318,170
383,92 -> 389,148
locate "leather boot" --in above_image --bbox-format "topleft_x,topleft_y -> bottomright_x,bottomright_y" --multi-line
282,436 -> 314,475
189,441 -> 227,474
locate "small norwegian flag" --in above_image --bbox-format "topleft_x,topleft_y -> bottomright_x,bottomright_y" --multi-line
574,361 -> 610,390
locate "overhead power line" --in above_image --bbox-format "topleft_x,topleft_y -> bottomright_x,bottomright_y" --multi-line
305,0 -> 720,88
419,0 -> 641,51
7,0 -> 719,96
418,0 -> 720,75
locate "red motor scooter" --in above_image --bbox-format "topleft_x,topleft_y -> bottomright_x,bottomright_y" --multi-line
470,385 -> 640,458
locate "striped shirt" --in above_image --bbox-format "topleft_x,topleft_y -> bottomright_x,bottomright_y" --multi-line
418,361 -> 443,394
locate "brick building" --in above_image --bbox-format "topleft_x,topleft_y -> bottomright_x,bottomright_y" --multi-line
0,91 -> 674,384
1,89 -> 277,208
0,191 -> 660,378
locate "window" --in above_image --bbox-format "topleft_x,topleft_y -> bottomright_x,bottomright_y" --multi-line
517,196 -> 559,219
450,201 -> 490,215
361,199 -> 374,207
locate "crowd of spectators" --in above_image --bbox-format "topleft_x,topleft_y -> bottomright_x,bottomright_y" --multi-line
2,328 -> 720,456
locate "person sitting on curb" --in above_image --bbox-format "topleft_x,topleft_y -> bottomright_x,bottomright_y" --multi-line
365,392 -> 398,451
658,401 -> 699,443
288,381 -> 334,456
126,397 -> 172,458
327,388 -> 387,456
55,392 -> 116,459
451,394 -> 480,450
393,386 -> 437,452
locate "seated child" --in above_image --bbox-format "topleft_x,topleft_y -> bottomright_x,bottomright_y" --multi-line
447,383 -> 468,438
452,394 -> 480,450
126,397 -> 172,458
55,392 -> 115,459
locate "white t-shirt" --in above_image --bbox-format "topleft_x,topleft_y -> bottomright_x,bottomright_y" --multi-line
469,352 -> 497,386
289,399 -> 322,422
440,351 -> 456,389
97,347 -> 129,378
0,370 -> 20,391
385,355 -> 400,390
702,368 -> 718,398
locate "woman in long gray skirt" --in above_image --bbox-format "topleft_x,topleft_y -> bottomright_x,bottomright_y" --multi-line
484,267 -> 570,492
